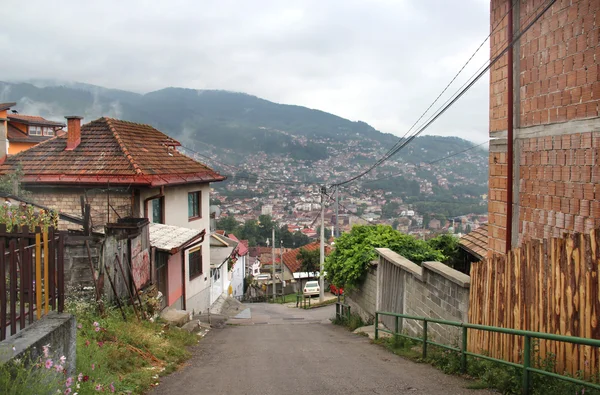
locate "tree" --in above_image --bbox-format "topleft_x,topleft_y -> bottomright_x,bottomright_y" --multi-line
296,248 -> 320,273
427,234 -> 461,269
325,225 -> 445,290
392,219 -> 400,230
216,216 -> 238,233
381,202 -> 400,219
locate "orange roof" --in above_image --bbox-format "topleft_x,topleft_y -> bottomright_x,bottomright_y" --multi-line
8,114 -> 65,127
459,224 -> 488,260
0,117 -> 225,186
281,241 -> 332,273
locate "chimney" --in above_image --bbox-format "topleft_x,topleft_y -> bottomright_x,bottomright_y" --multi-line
65,116 -> 83,151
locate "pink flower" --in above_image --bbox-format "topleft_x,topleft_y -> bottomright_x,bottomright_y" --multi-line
78,373 -> 83,382
95,327 -> 100,332
97,341 -> 104,348
43,344 -> 50,358
77,324 -> 82,329
85,340 -> 90,347
110,382 -> 115,393
95,384 -> 102,391
93,322 -> 99,327
45,359 -> 53,369
65,377 -> 73,387
60,355 -> 66,364
91,363 -> 95,371
55,364 -> 64,372
65,389 -> 72,395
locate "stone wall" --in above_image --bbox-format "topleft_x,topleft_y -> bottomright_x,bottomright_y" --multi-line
26,187 -> 132,231
345,262 -> 378,322
375,248 -> 470,347
0,313 -> 77,377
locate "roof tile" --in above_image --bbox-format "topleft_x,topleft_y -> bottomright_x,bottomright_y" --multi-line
458,224 -> 488,260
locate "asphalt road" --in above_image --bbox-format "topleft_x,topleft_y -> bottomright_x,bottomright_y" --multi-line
152,303 -> 493,395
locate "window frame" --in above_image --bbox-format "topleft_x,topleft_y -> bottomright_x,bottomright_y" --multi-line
151,197 -> 164,224
188,190 -> 202,221
188,246 -> 203,280
29,126 -> 42,136
42,127 -> 55,136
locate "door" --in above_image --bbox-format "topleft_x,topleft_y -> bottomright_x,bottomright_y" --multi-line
210,267 -> 223,305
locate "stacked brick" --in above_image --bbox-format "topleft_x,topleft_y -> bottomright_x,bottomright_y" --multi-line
488,0 -> 600,254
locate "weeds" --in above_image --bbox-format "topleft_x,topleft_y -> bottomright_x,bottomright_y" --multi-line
332,312 -> 367,332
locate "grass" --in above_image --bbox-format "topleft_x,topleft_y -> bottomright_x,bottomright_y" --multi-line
67,299 -> 198,394
268,293 -> 299,304
332,312 -> 367,331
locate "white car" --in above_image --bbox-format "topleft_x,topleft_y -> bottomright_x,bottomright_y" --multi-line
303,281 -> 320,297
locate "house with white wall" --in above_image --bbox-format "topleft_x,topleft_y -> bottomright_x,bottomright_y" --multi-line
0,116 -> 225,314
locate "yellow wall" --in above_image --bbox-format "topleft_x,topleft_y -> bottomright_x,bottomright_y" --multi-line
8,142 -> 35,155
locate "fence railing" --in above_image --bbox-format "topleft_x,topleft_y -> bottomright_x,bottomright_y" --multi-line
0,225 -> 65,340
335,301 -> 351,321
375,311 -> 600,395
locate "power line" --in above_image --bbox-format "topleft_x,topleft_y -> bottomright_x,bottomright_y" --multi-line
331,0 -> 555,187
360,141 -> 488,184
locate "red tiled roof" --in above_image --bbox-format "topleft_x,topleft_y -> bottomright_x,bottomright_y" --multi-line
459,224 -> 488,260
0,117 -> 225,186
8,114 -> 65,127
0,103 -> 16,112
281,241 -> 332,273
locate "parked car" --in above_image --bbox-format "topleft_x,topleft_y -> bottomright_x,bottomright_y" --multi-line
330,284 -> 344,296
303,281 -> 320,297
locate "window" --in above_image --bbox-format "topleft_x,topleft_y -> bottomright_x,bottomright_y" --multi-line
151,198 -> 164,224
43,127 -> 54,136
188,191 -> 201,220
29,126 -> 42,136
189,247 -> 202,280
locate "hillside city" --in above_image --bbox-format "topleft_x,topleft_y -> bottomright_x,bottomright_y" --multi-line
190,131 -> 489,244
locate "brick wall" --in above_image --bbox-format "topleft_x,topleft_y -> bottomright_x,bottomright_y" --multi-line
26,187 -> 132,230
488,0 -> 600,253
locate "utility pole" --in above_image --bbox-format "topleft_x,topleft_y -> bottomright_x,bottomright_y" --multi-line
335,188 -> 339,238
280,240 -> 284,293
319,186 -> 326,302
272,227 -> 275,301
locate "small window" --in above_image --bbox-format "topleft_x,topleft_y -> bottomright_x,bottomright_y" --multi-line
43,127 -> 54,136
189,247 -> 202,280
151,198 -> 163,224
188,191 -> 201,220
29,126 -> 42,136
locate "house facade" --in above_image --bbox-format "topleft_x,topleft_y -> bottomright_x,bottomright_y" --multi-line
488,0 -> 600,254
0,102 -> 66,155
0,116 -> 225,313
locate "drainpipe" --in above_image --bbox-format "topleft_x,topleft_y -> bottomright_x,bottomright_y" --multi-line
143,186 -> 164,220
506,2 -> 514,254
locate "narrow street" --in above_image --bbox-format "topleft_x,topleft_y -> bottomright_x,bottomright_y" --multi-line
153,303 -> 492,395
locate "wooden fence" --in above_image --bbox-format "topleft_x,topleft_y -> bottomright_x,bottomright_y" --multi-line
468,229 -> 600,377
0,225 -> 65,340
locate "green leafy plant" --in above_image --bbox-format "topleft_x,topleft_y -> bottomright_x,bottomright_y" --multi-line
325,225 -> 445,290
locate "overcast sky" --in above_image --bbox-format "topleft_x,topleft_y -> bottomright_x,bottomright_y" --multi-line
1,0 -> 491,144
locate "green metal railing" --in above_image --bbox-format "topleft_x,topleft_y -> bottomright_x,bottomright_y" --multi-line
375,311 -> 600,395
335,301 -> 351,321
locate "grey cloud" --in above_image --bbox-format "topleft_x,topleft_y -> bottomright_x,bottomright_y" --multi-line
1,0 -> 491,143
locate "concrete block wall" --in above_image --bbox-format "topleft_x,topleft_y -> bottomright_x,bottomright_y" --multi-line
403,262 -> 470,346
488,0 -> 600,254
26,187 -> 132,230
374,249 -> 470,347
346,264 -> 378,322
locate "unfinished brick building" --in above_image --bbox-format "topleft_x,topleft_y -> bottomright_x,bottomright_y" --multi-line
488,0 -> 600,254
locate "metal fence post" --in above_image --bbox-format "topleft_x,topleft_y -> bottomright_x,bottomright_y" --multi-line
375,313 -> 379,340
394,316 -> 399,347
461,326 -> 468,373
347,305 -> 351,321
523,335 -> 531,395
422,320 -> 428,359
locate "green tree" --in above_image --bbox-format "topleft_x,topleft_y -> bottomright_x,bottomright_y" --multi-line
392,219 -> 400,230
296,248 -> 320,273
216,216 -> 238,233
427,234 -> 460,269
325,225 -> 445,289
381,202 -> 400,219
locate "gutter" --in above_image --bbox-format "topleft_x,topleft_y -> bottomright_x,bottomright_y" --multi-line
506,3 -> 514,253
